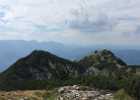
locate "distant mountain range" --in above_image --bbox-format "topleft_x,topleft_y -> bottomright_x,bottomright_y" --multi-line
0,40 -> 140,71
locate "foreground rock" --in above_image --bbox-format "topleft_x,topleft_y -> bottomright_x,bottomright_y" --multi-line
57,85 -> 114,100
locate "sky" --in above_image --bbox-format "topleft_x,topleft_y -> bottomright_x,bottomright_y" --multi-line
0,0 -> 140,46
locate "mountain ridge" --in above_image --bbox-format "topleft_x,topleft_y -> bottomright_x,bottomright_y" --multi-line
0,49 -> 139,100
0,40 -> 140,71
1,50 -> 86,81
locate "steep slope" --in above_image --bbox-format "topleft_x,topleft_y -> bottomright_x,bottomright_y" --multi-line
1,50 -> 85,81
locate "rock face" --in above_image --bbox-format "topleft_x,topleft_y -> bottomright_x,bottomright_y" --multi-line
57,85 -> 114,100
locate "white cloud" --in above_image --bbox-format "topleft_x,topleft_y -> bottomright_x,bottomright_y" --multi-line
0,0 -> 140,46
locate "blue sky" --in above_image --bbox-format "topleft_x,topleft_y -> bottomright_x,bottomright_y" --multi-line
0,0 -> 140,46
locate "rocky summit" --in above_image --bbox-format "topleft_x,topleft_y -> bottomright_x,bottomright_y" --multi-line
79,49 -> 127,69
79,49 -> 129,76
57,85 -> 114,100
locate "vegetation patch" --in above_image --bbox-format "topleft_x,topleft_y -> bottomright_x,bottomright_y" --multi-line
114,89 -> 134,100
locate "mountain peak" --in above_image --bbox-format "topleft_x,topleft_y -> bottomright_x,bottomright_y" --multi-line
79,49 -> 127,70
1,50 -> 85,81
94,49 -> 114,56
29,50 -> 52,56
26,50 -> 60,62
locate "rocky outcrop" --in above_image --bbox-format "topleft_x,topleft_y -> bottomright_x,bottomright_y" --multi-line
57,85 -> 114,100
79,49 -> 128,76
